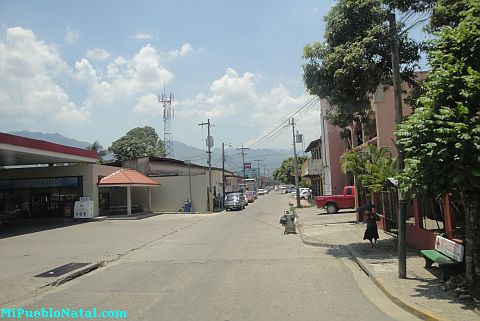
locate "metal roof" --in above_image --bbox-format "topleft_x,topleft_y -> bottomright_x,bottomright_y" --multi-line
0,132 -> 98,166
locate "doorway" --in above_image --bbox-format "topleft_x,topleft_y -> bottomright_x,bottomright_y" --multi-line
30,190 -> 50,218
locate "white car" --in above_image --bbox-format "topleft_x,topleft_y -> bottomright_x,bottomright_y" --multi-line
300,188 -> 312,199
257,188 -> 266,195
291,188 -> 312,199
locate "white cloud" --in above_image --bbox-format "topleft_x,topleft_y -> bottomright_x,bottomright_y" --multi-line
168,42 -> 193,58
132,33 -> 153,40
0,27 -> 90,125
133,93 -> 163,116
177,68 -> 317,148
75,44 -> 173,109
171,68 -> 311,136
86,48 -> 111,60
0,26 -> 176,135
64,25 -> 79,44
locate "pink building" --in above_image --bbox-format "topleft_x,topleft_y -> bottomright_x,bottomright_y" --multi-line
320,72 -> 426,195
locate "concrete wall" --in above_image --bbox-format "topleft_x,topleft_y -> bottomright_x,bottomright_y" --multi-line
373,74 -> 426,157
150,175 -> 207,212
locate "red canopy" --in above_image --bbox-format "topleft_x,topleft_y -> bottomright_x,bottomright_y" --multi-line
98,169 -> 159,186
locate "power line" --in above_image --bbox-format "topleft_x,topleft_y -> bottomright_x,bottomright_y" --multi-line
246,97 -> 318,150
246,97 -> 317,149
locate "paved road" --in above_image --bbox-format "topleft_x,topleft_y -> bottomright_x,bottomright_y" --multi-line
9,193 -> 420,321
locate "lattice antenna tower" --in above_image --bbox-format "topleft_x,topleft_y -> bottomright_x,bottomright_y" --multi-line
158,87 -> 174,158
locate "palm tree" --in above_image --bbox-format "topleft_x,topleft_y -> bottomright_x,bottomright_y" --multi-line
340,144 -> 396,193
86,141 -> 107,163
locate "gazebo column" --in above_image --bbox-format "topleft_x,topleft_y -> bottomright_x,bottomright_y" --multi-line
148,187 -> 152,212
127,186 -> 132,215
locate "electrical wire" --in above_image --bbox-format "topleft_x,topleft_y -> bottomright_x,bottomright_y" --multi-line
246,97 -> 318,150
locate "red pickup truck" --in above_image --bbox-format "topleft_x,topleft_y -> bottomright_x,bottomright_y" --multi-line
315,186 -> 356,214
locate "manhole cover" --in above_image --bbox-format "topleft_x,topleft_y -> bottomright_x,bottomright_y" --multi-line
35,263 -> 90,277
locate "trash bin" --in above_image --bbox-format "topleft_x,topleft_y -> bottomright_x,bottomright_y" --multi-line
183,200 -> 191,213
284,211 -> 296,234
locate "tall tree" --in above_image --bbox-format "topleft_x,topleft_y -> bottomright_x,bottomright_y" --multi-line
109,126 -> 165,161
398,0 -> 480,295
303,0 -> 431,279
273,156 -> 308,185
86,141 -> 107,163
302,0 -> 424,128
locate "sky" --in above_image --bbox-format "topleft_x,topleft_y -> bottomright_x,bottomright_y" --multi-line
0,0 -> 338,153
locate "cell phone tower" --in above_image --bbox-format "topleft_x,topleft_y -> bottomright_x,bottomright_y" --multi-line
158,88 -> 174,158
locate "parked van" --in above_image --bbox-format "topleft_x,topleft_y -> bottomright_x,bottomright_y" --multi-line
224,193 -> 246,211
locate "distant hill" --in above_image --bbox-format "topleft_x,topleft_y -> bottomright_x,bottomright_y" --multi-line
8,130 -> 295,173
8,130 -> 91,148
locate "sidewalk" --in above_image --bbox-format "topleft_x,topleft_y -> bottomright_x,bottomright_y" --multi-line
295,205 -> 480,321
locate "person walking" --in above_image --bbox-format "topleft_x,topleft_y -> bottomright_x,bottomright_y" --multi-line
279,214 -> 288,234
358,204 -> 379,247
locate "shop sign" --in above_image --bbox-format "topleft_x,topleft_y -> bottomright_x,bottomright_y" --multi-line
0,177 -> 79,189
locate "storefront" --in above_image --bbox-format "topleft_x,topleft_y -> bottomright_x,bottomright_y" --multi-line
0,177 -> 83,218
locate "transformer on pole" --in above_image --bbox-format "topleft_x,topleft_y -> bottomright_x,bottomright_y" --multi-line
158,89 -> 174,158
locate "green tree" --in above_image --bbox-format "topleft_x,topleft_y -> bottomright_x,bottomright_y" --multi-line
273,156 -> 308,185
428,0 -> 472,31
302,0 -> 425,128
341,144 -> 397,193
109,126 -> 165,161
86,141 -> 107,163
397,0 -> 480,294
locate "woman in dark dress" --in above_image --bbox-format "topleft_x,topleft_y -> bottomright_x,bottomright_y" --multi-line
363,212 -> 379,247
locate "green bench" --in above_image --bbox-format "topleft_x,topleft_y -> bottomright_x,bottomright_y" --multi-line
420,235 -> 464,281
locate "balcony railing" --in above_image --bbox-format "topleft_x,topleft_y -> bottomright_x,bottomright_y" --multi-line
301,159 -> 323,177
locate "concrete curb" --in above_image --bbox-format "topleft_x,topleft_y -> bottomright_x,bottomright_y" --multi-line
296,222 -> 447,321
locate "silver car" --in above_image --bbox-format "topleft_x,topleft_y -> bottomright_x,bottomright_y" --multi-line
224,193 -> 246,211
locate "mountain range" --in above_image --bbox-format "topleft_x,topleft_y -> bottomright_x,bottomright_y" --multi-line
8,130 -> 296,174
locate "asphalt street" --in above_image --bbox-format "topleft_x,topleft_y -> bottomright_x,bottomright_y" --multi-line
5,193 -> 420,321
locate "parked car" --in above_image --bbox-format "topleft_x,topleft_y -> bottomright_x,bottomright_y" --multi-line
290,188 -> 311,199
286,185 -> 295,193
245,191 -> 255,203
315,186 -> 355,214
257,188 -> 266,195
300,188 -> 312,200
243,193 -> 249,206
224,193 -> 246,211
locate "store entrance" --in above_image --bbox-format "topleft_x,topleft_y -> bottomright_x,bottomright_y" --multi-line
30,191 -> 50,218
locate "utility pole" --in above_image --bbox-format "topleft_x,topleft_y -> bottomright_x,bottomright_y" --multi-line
237,146 -> 249,192
389,12 -> 407,279
222,142 -> 225,202
290,118 -> 301,208
199,119 -> 213,212
254,159 -> 262,188
158,88 -> 174,157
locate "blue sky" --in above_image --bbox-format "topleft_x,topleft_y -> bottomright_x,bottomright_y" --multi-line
0,0 -> 336,152
1,0 -> 428,155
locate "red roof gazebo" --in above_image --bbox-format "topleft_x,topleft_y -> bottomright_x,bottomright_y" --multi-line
98,169 -> 160,215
